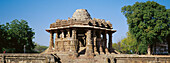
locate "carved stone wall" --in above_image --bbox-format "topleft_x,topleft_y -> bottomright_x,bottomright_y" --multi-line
55,39 -> 71,52
0,54 -> 55,63
1,54 -> 170,63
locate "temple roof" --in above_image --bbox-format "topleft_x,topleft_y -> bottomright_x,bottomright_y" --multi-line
47,9 -> 116,32
71,9 -> 92,20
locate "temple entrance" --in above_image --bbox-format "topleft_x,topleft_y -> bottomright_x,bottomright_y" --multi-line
77,29 -> 87,55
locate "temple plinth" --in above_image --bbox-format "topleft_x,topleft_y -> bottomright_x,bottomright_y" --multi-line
42,9 -> 117,57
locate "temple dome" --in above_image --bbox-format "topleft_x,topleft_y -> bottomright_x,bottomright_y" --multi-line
71,9 -> 92,20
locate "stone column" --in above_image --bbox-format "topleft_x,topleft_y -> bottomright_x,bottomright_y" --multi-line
55,31 -> 58,52
60,30 -> 65,52
104,31 -> 109,54
93,30 -> 98,54
66,29 -> 70,38
108,32 -> 113,50
49,31 -> 54,52
103,31 -> 107,48
99,30 -> 104,54
72,29 -> 77,51
85,30 -> 94,57
69,29 -> 77,58
66,29 -> 70,52
61,30 -> 64,39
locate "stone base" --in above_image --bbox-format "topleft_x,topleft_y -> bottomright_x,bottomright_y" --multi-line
99,46 -> 104,54
105,48 -> 110,54
68,52 -> 78,59
100,52 -> 105,54
85,53 -> 94,58
94,52 -> 99,55
1,54 -> 170,63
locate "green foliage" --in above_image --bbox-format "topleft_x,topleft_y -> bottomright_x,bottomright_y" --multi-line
0,19 -> 35,53
121,1 -> 170,54
34,43 -> 48,53
138,43 -> 147,54
120,32 -> 138,54
112,32 -> 138,54
112,42 -> 121,52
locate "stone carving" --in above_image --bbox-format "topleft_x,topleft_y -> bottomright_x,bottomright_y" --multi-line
48,32 -> 54,52
59,34 -> 62,39
61,31 -> 64,39
49,9 -> 113,29
85,30 -> 94,57
66,30 -> 70,38
43,9 -> 117,58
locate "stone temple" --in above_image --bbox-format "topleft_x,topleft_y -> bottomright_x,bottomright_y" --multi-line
1,9 -> 170,63
43,9 -> 119,57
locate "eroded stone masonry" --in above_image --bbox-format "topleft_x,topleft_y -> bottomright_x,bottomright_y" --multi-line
42,9 -> 119,57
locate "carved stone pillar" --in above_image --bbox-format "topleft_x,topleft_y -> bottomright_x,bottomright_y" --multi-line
103,31 -> 107,48
108,32 -> 113,50
60,30 -> 64,52
99,31 -> 104,54
85,30 -> 94,57
69,29 -> 77,58
49,31 -> 54,52
66,29 -> 70,52
93,30 -> 98,54
55,31 -> 58,52
61,30 -> 64,39
72,29 -> 77,51
66,29 -> 70,38
104,31 -> 109,54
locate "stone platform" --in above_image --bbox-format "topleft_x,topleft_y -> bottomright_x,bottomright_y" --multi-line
1,53 -> 170,63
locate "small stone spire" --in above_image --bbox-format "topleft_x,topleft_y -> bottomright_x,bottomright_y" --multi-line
71,9 -> 92,20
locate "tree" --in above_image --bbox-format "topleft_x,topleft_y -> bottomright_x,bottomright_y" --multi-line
120,32 -> 138,54
0,19 -> 35,53
112,42 -> 121,52
112,32 -> 139,54
138,43 -> 147,54
34,43 -> 48,53
121,1 -> 170,55
0,24 -> 9,52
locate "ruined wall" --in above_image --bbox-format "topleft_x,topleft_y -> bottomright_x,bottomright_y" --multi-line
56,39 -> 72,52
0,54 -> 56,63
112,54 -> 170,63
1,54 -> 170,63
115,57 -> 170,63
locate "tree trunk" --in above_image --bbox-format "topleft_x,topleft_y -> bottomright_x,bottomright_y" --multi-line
148,44 -> 151,55
167,36 -> 170,54
136,45 -> 139,54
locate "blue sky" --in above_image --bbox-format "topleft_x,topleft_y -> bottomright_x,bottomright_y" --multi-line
0,0 -> 169,46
